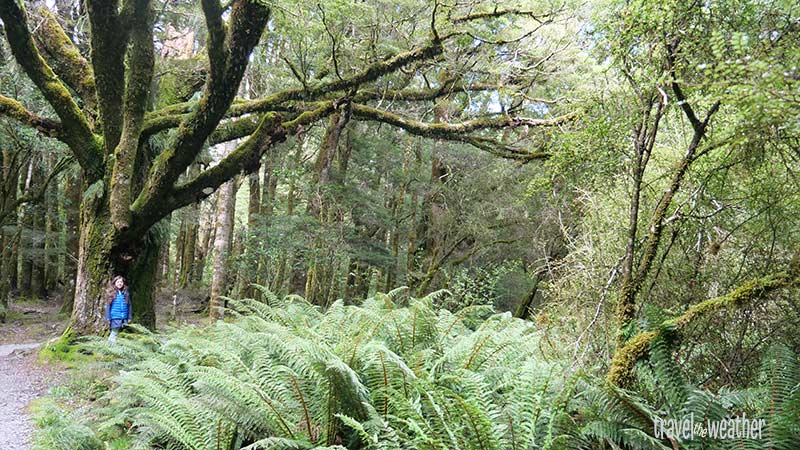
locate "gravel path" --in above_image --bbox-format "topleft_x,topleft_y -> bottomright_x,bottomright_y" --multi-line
0,344 -> 47,450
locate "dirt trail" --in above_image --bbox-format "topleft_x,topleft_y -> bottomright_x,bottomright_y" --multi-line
0,344 -> 49,450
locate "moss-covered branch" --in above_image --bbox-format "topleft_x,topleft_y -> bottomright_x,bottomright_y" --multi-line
353,103 -> 575,133
352,103 -> 568,160
143,38 -> 446,127
0,0 -> 102,179
172,113 -> 285,207
131,0 -> 271,219
87,0 -> 128,150
353,81 -> 501,102
608,270 -> 797,388
141,81 -> 505,138
201,0 -> 227,81
0,95 -> 61,138
452,8 -> 555,24
127,112 -> 284,238
31,7 -> 97,113
109,0 -> 154,232
129,102 -> 337,237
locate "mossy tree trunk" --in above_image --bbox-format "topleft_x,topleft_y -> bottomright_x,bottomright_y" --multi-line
178,164 -> 200,288
71,190 -> 161,333
194,205 -> 215,283
179,210 -> 198,288
234,171 -> 260,299
154,213 -> 171,288
614,83 -> 720,347
71,193 -> 117,333
256,152 -> 280,295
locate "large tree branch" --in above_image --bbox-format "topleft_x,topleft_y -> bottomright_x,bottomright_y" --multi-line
355,81 -> 502,102
139,81 -> 523,140
0,95 -> 61,138
87,0 -> 128,151
354,104 -> 577,132
351,103 -> 573,159
608,268 -> 799,388
201,0 -> 227,81
109,0 -> 154,232
128,102 -> 338,238
131,0 -> 271,221
31,6 -> 97,113
451,8 -> 555,24
143,39 -> 446,126
0,0 -> 102,178
127,113 -> 283,238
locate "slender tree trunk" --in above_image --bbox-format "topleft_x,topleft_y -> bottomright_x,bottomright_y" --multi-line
44,154 -> 60,292
30,192 -> 46,299
232,226 -> 246,297
179,217 -> 197,287
28,159 -> 47,299
178,165 -> 200,288
60,171 -> 81,313
210,175 -> 237,319
18,161 -> 34,297
194,204 -> 215,283
256,152 -> 280,292
155,212 -> 171,287
174,217 -> 185,285
240,171 -> 260,298
285,133 -> 306,295
305,110 -> 350,304
416,99 -> 451,295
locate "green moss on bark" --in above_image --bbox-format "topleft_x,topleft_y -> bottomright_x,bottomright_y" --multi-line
608,270 -> 795,387
607,330 -> 658,388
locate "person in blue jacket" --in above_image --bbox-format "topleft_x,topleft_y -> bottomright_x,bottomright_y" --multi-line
106,275 -> 132,342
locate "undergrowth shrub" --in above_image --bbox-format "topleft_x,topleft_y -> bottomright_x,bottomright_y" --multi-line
32,286 -> 800,450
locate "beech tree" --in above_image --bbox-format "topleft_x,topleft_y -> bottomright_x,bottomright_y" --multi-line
0,0 -> 574,334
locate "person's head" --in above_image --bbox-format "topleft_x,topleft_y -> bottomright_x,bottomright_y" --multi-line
113,276 -> 126,290
107,276 -> 129,303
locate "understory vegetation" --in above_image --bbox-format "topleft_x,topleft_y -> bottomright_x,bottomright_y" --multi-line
33,288 -> 800,450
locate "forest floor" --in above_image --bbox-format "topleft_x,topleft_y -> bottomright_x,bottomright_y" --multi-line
0,288 -> 208,449
0,344 -> 58,450
0,298 -> 64,450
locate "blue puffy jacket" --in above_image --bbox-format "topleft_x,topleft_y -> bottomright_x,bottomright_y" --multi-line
106,289 -> 132,322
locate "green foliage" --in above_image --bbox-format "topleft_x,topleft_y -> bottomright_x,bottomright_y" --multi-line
49,289 -> 580,449
35,287 -> 800,450
31,399 -> 102,450
38,328 -> 88,365
442,263 -> 514,311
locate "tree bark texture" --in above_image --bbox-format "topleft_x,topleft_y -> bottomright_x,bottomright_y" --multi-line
210,175 -> 237,319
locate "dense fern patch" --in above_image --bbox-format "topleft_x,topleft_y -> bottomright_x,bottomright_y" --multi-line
33,288 -> 800,450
